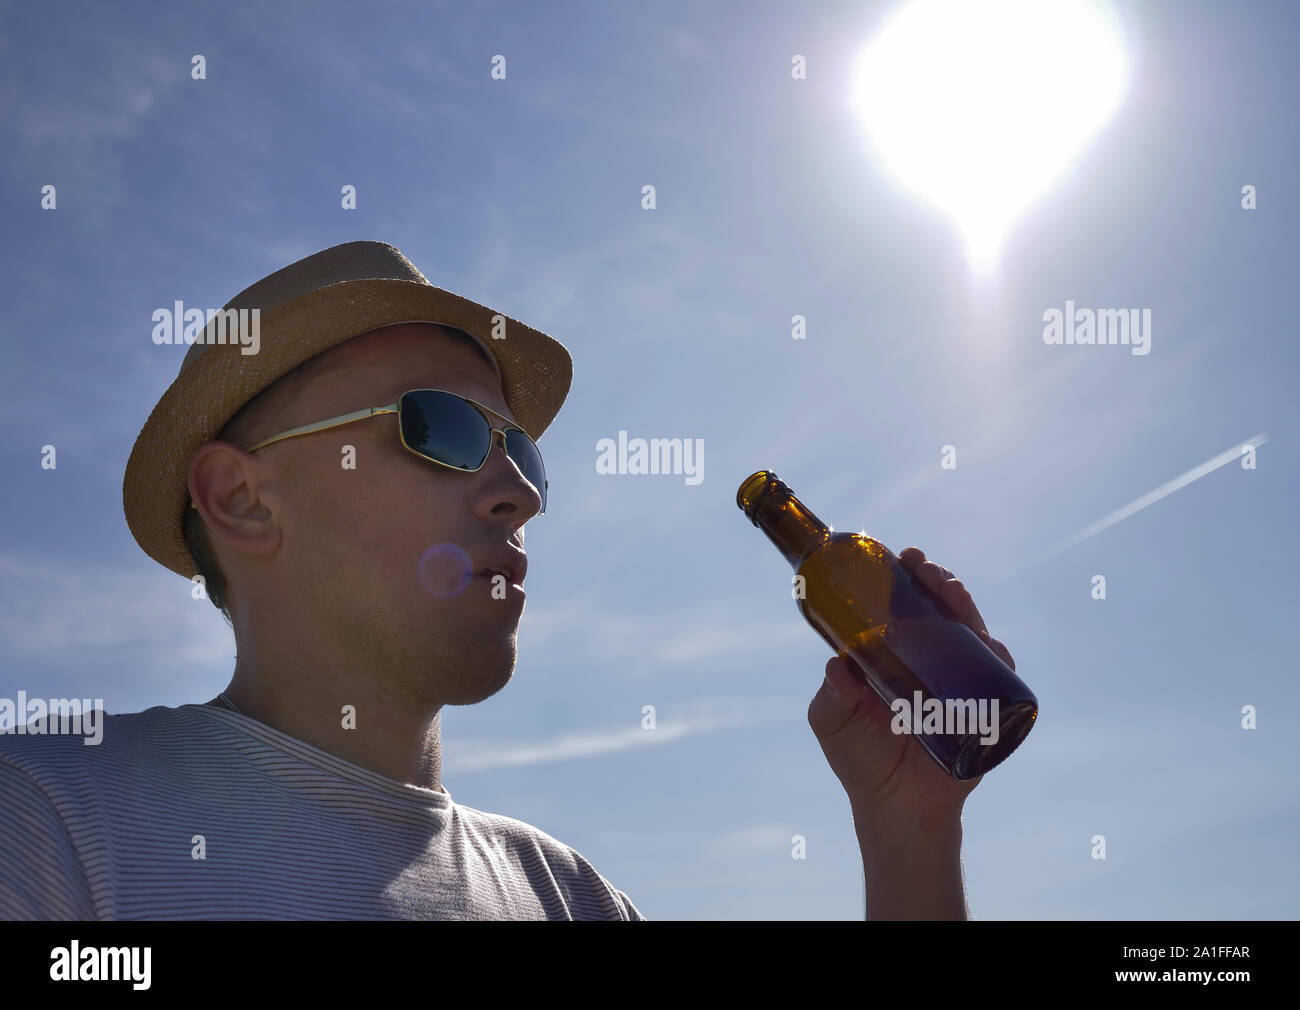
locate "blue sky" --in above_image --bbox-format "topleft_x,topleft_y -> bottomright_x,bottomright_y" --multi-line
1,0 -> 1297,920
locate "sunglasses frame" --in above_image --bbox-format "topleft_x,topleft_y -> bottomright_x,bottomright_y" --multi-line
189,388 -> 547,514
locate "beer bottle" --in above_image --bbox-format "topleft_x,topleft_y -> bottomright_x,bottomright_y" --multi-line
737,470 -> 1037,779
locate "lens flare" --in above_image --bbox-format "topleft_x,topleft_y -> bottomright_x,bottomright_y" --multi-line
417,542 -> 474,599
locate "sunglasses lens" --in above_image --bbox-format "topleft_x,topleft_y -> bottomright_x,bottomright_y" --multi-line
399,391 -> 490,470
399,391 -> 548,513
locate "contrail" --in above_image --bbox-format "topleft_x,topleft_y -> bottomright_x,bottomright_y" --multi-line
1009,433 -> 1268,576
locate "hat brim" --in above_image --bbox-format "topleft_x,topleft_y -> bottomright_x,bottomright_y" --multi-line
123,277 -> 572,581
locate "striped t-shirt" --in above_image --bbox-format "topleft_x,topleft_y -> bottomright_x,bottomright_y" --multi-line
0,703 -> 644,921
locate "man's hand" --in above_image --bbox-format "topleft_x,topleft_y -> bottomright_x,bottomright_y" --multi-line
805,546 -> 1016,918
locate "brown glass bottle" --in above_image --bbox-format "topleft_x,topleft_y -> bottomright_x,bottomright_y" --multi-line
737,470 -> 1037,779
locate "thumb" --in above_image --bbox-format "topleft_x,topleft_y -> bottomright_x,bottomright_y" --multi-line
807,654 -> 874,740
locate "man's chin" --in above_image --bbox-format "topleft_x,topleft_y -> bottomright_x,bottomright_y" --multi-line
442,668 -> 514,707
436,645 -> 517,706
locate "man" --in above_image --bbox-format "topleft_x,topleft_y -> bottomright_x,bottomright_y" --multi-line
0,241 -> 1015,920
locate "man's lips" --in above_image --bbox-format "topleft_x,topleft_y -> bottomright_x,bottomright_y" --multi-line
475,550 -> 527,587
476,572 -> 524,586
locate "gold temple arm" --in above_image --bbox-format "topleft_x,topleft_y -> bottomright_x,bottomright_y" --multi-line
244,404 -> 398,452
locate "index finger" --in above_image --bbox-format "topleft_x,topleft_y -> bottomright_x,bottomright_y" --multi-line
898,546 -> 926,571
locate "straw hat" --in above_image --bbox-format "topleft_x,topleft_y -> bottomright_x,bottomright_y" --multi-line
123,240 -> 572,580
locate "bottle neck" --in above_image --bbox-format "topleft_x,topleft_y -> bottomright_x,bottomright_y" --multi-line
737,471 -> 831,569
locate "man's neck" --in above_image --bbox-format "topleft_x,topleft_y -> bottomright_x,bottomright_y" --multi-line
210,658 -> 444,793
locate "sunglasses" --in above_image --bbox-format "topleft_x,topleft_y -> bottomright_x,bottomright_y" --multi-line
192,388 -> 548,514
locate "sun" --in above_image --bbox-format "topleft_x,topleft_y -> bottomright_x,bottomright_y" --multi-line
850,0 -> 1129,270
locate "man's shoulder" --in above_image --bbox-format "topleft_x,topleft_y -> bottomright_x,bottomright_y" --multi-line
0,703 -> 216,781
450,801 -> 584,861
447,799 -> 645,920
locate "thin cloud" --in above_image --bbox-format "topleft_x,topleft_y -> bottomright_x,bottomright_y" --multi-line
0,37 -> 178,225
0,552 -> 233,682
706,825 -> 800,857
446,698 -> 791,772
1006,433 -> 1269,577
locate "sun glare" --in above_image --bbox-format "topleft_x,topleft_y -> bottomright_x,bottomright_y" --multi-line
850,0 -> 1129,270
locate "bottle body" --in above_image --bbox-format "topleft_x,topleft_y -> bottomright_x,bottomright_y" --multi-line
738,471 -> 1037,780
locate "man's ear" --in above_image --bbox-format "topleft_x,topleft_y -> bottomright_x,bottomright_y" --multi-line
187,442 -> 280,562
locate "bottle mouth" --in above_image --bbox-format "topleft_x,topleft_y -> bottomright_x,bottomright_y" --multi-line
736,470 -> 781,524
